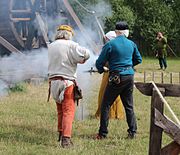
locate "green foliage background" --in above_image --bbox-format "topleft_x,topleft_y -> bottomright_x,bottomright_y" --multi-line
70,0 -> 180,56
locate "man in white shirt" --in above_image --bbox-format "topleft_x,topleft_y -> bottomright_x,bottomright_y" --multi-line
48,25 -> 90,148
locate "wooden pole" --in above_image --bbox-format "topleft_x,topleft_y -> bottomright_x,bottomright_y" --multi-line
149,87 -> 165,155
135,82 -> 180,155
152,72 -> 155,81
62,0 -> 100,54
170,73 -> 173,84
151,81 -> 180,126
167,44 -> 178,57
0,36 -> 22,54
35,13 -> 49,46
144,71 -> 146,83
161,72 -> 164,84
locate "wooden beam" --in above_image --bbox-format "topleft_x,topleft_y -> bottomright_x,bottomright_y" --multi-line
161,72 -> 164,84
135,82 -> 180,97
0,36 -> 22,54
170,73 -> 173,84
10,18 -> 31,21
144,71 -> 146,83
152,82 -> 180,126
149,88 -> 165,155
152,72 -> 155,81
35,13 -> 49,45
161,141 -> 180,155
155,109 -> 180,145
10,9 -> 31,13
62,0 -> 100,54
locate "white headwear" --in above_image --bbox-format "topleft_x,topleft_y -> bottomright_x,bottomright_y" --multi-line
120,30 -> 129,38
105,31 -> 116,40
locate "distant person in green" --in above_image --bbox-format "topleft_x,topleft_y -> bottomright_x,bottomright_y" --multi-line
156,32 -> 167,70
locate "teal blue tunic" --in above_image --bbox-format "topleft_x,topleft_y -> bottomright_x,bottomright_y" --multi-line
96,35 -> 142,75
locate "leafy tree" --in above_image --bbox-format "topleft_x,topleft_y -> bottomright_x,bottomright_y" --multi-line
104,0 -> 136,34
171,0 -> 180,39
69,0 -> 179,56
124,0 -> 174,55
169,0 -> 180,55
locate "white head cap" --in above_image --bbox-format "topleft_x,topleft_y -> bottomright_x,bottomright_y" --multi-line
120,30 -> 129,38
105,31 -> 116,40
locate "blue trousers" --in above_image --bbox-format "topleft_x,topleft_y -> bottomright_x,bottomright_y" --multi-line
99,75 -> 137,137
158,57 -> 167,69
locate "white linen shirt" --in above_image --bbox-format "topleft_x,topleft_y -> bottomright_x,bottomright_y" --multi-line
48,39 -> 90,80
48,39 -> 90,103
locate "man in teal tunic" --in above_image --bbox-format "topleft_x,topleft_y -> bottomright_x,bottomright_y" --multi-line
156,32 -> 168,70
95,21 -> 142,139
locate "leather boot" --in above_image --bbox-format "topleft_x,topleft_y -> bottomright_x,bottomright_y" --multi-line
61,136 -> 73,148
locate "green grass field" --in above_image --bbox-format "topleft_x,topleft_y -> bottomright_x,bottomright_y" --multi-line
0,57 -> 180,155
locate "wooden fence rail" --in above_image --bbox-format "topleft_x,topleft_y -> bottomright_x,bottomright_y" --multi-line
139,71 -> 180,84
135,82 -> 180,155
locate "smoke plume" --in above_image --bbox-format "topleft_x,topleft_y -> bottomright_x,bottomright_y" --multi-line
0,0 -> 113,119
0,48 -> 48,95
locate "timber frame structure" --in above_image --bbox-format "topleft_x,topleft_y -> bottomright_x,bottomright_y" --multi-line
135,82 -> 180,155
0,0 -> 101,55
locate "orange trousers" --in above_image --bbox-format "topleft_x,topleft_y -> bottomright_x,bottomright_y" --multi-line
56,85 -> 75,138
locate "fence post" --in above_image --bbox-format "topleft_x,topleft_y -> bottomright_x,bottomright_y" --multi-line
144,71 -> 146,83
170,73 -> 173,84
149,87 -> 165,155
161,72 -> 164,84
152,72 -> 155,81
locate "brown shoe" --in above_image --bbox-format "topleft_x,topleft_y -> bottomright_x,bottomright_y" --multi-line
61,137 -> 73,148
